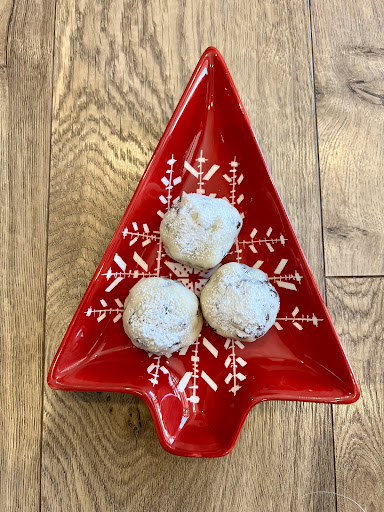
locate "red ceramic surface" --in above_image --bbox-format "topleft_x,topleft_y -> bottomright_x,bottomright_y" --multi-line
48,47 -> 360,458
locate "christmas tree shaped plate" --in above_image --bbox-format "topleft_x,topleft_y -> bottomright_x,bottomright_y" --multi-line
48,47 -> 359,458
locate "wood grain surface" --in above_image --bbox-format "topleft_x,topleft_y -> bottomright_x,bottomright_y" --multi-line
0,1 -> 55,511
41,1 -> 333,511
1,0 -> 382,511
310,0 -> 384,276
0,0 -> 13,67
327,278 -> 383,512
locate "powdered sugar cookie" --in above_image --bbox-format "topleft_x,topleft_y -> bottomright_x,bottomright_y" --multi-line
123,277 -> 203,357
160,193 -> 242,269
200,262 -> 279,341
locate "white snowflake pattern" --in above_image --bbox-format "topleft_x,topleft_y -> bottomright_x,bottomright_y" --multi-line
253,257 -> 303,292
224,339 -> 247,395
237,227 -> 287,255
163,261 -> 217,296
85,298 -> 124,323
85,152 -> 323,397
275,306 -> 323,331
177,335 -> 218,409
147,354 -> 169,386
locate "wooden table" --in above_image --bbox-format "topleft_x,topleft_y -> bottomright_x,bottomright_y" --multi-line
1,1 -> 383,511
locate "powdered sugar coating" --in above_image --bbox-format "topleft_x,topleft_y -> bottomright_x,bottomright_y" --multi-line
200,262 -> 280,341
160,193 -> 242,269
123,277 -> 203,357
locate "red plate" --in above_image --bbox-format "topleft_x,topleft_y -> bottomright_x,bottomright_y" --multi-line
48,47 -> 359,457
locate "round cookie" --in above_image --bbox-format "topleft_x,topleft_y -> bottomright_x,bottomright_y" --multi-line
160,193 -> 242,269
200,262 -> 279,341
123,277 -> 203,357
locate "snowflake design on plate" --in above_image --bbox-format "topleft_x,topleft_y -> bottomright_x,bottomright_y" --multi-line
85,152 -> 323,397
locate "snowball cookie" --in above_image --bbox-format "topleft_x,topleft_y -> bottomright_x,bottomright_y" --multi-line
160,193 -> 243,269
123,277 -> 203,357
200,262 -> 280,341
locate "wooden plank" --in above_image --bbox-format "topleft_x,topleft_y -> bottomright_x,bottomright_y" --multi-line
0,1 -> 56,511
326,278 -> 383,512
310,0 -> 384,276
0,0 -> 13,66
42,1 -> 333,511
